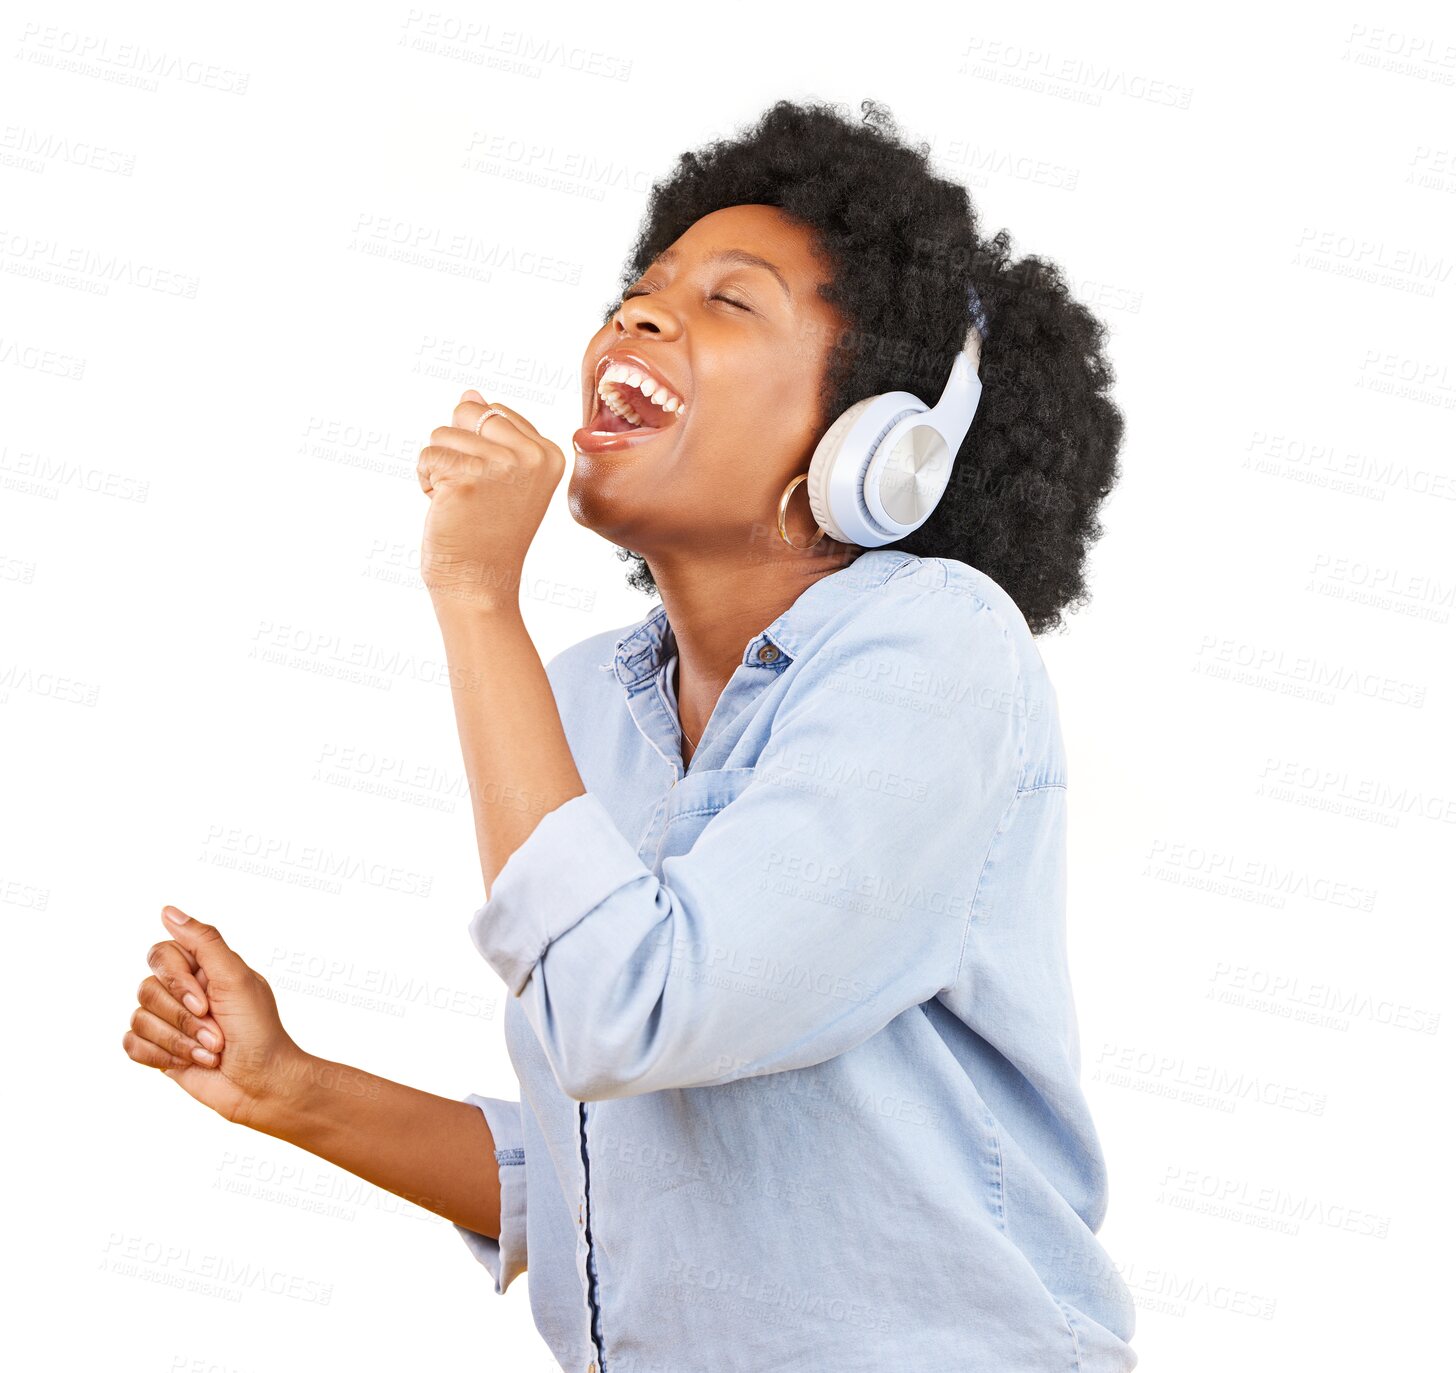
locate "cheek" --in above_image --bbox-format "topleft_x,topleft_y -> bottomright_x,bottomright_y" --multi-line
705,347 -> 819,432
751,364 -> 826,454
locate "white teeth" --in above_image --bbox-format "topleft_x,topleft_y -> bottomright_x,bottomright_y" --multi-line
600,387 -> 644,426
596,362 -> 687,420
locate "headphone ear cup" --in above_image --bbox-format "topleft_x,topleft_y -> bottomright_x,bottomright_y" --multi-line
806,397 -> 879,544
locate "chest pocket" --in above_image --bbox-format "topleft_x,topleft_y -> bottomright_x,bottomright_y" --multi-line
650,766 -> 759,869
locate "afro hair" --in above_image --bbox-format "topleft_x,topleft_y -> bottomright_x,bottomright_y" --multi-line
600,97 -> 1125,637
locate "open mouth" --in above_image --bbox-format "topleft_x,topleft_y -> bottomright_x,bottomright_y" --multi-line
585,363 -> 688,435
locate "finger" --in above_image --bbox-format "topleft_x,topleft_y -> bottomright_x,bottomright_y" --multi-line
417,434 -> 524,495
121,1028 -> 191,1072
448,396 -> 541,442
440,407 -> 535,459
137,974 -> 224,1054
146,935 -> 210,1018
425,427 -> 514,463
160,907 -> 244,982
482,399 -> 542,439
131,1004 -> 219,1066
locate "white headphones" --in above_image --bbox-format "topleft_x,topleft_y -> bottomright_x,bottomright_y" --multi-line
805,285 -> 987,549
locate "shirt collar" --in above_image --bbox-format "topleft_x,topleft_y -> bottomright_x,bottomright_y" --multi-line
606,549 -> 921,690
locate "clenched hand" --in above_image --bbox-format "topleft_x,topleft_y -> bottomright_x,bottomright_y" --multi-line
123,906 -> 311,1129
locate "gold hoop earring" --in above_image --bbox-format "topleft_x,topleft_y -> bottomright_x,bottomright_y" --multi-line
778,472 -> 827,550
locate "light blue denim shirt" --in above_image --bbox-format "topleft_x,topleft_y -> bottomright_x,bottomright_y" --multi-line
453,548 -> 1137,1373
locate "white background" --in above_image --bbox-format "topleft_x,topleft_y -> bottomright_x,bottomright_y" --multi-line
4,1 -> 1453,1368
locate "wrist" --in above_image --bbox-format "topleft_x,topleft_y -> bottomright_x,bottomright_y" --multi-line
238,1050 -> 332,1141
430,581 -> 521,622
430,585 -> 525,634
425,555 -> 523,617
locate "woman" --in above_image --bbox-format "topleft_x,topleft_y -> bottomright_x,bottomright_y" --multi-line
126,99 -> 1132,1370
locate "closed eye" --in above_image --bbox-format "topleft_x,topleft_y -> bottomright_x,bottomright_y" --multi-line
622,289 -> 752,312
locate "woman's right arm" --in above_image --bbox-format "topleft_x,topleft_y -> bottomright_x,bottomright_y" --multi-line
248,1054 -> 504,1240
124,905 -> 503,1241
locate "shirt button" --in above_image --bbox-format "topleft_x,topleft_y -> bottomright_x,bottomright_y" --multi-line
757,643 -> 780,663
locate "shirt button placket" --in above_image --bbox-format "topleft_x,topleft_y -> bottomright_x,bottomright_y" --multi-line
577,1102 -> 608,1371
573,1189 -> 596,1359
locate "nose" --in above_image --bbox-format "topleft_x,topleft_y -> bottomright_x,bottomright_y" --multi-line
614,293 -> 682,340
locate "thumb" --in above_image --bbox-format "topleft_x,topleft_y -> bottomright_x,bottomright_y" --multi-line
160,906 -> 245,978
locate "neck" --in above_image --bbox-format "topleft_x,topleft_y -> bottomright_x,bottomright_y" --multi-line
650,544 -> 861,745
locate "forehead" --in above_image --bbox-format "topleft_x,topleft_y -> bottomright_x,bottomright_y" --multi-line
656,204 -> 829,281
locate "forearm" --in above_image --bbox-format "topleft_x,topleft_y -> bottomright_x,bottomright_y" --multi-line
432,596 -> 586,898
244,1053 -> 504,1238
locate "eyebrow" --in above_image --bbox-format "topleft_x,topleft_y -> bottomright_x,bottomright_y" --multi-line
655,245 -> 792,300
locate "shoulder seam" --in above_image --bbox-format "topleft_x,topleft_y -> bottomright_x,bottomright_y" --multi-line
944,586 -> 1028,988
953,779 -> 1021,987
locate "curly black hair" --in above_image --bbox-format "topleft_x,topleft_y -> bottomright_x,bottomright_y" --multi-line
598,97 -> 1125,637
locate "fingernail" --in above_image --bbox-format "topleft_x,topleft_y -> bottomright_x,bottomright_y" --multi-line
464,389 -> 484,402
191,1045 -> 217,1066
163,907 -> 189,925
197,1027 -> 222,1051
183,992 -> 206,1015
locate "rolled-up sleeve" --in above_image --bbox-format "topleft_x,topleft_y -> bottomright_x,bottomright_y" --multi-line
466,584 -> 1026,1102
452,1093 -> 527,1294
